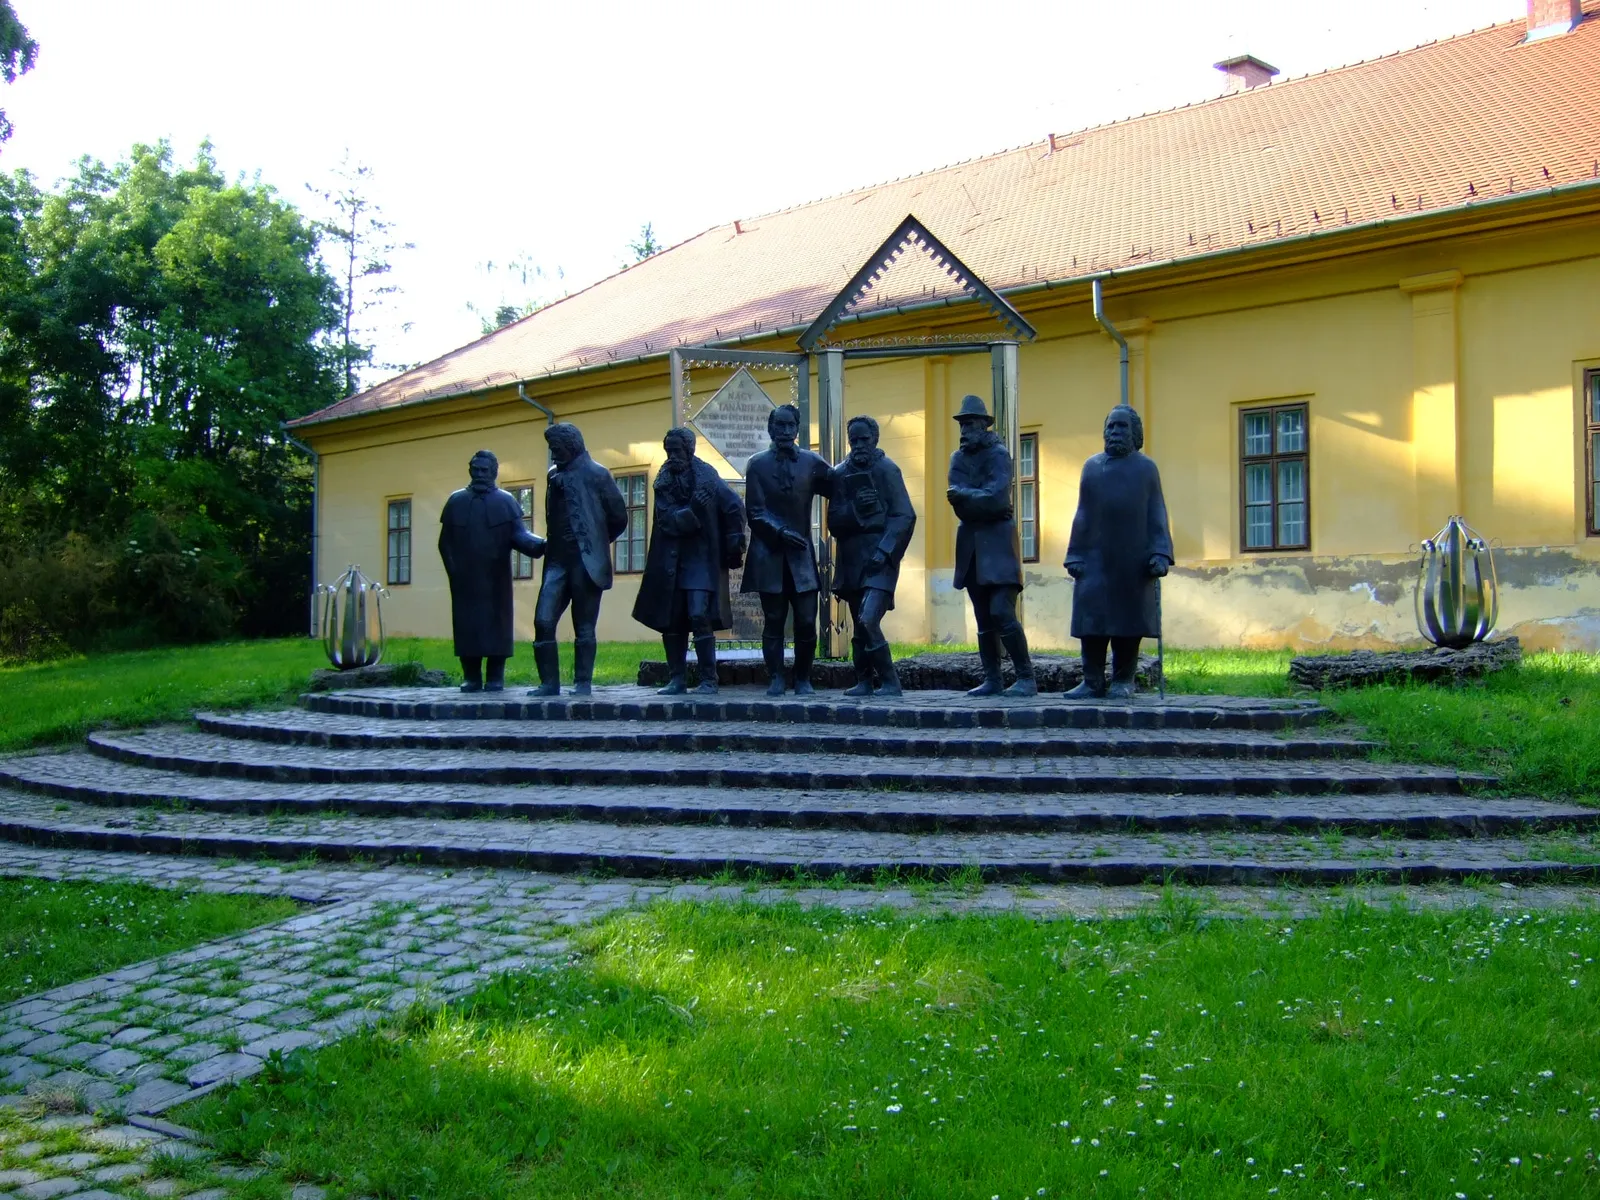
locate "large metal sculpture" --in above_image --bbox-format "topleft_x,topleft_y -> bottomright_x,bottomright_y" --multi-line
1416,515 -> 1498,649
320,564 -> 387,669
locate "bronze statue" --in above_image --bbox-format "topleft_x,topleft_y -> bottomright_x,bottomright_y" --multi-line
530,423 -> 629,696
743,403 -> 833,695
632,427 -> 747,694
438,449 -> 546,692
829,415 -> 915,697
946,394 -> 1036,697
1064,404 -> 1173,700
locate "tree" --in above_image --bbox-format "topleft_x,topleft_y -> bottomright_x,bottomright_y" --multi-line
466,254 -> 563,336
0,0 -> 36,144
628,221 -> 660,263
307,155 -> 412,395
0,141 -> 344,653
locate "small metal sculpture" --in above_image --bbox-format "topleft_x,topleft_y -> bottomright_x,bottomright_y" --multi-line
320,564 -> 387,669
1416,515 -> 1498,649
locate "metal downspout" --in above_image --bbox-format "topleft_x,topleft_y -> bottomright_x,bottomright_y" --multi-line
1091,277 -> 1129,410
282,428 -> 320,638
517,382 -> 556,426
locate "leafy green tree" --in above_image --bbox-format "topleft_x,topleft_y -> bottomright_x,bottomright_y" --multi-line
0,0 -> 37,144
466,253 -> 562,335
0,141 -> 344,652
628,221 -> 660,262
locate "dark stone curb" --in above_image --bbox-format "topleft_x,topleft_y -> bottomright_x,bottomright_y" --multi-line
79,736 -> 1488,797
0,817 -> 1594,887
299,691 -> 1330,731
1289,637 -> 1522,689
196,712 -> 1376,761
0,766 -> 1575,834
635,651 -> 1163,692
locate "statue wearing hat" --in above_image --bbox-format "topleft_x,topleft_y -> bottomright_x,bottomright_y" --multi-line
945,394 -> 1036,697
743,402 -> 834,695
1064,404 -> 1173,700
438,449 -> 547,693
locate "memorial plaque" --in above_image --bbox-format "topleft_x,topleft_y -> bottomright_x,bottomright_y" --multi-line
690,368 -> 776,477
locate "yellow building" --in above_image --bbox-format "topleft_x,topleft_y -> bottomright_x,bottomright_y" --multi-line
292,3 -> 1600,652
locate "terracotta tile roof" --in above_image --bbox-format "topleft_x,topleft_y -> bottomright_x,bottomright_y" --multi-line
294,5 -> 1600,428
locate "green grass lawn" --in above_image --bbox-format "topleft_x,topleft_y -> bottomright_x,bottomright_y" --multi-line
0,877 -> 302,1004
184,898 -> 1600,1199
4,638 -> 1600,802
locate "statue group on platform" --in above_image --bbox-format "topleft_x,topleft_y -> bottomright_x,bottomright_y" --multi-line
436,392 -> 1171,702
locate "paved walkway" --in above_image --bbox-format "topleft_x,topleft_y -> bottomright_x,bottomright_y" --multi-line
2,845 -> 1598,1198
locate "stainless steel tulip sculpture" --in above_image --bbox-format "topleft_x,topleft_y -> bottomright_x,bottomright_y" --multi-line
320,564 -> 388,668
1415,516 -> 1498,650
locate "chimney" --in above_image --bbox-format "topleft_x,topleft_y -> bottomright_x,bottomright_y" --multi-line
1526,0 -> 1582,40
1213,55 -> 1279,94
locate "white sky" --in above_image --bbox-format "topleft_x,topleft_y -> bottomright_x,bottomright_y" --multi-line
4,0 -> 1521,389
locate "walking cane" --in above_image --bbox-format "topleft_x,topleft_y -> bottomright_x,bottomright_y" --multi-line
1156,575 -> 1165,701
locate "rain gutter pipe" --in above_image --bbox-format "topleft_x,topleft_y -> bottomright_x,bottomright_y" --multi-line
281,426 -> 321,638
1091,276 -> 1129,410
517,383 -> 556,426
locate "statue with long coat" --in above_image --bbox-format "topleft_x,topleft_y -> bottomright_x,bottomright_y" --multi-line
946,394 -> 1035,697
742,403 -> 833,696
829,414 -> 915,697
438,449 -> 546,692
531,422 -> 629,697
632,426 -> 747,694
1064,403 -> 1174,700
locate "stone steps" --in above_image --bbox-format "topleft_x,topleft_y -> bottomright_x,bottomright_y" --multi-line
299,685 -> 1330,731
0,755 -> 1581,834
76,729 -> 1490,796
0,788 -> 1592,886
195,710 -> 1377,761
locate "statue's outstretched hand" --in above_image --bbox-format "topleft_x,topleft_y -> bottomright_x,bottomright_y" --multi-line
1147,555 -> 1169,578
1064,559 -> 1083,579
867,550 -> 888,574
781,528 -> 809,550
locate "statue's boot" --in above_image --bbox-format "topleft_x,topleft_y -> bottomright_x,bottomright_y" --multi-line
657,633 -> 689,695
842,637 -> 873,698
1105,637 -> 1140,702
692,635 -> 720,694
1065,639 -> 1108,700
1000,628 -> 1037,698
571,638 -> 596,697
868,642 -> 902,698
459,657 -> 484,694
763,635 -> 787,697
966,631 -> 1005,697
792,636 -> 817,696
530,639 -> 561,697
484,656 -> 507,693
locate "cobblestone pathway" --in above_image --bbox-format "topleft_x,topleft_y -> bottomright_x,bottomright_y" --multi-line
2,844 -> 1598,1198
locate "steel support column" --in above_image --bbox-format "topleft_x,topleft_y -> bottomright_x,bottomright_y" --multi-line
990,339 -> 1020,507
817,348 -> 846,659
668,347 -> 685,427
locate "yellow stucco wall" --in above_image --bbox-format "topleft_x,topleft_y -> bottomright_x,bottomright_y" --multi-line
305,198 -> 1600,652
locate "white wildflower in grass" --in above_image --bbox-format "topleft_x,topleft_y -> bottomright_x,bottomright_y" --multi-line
885,1104 -> 902,1114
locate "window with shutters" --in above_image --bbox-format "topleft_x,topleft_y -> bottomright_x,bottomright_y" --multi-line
613,472 -> 648,573
1239,403 -> 1309,551
1586,371 -> 1600,536
510,486 -> 537,579
386,499 -> 412,585
1018,432 -> 1040,562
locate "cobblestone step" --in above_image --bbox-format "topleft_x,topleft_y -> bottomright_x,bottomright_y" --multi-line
299,685 -> 1330,731
77,729 -> 1490,795
0,760 -> 1579,834
0,788 -> 1593,885
198,709 -> 1376,760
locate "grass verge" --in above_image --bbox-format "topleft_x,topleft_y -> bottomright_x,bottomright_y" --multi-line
185,898 -> 1599,1199
0,877 -> 302,1003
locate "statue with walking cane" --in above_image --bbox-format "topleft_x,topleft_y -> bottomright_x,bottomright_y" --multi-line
946,394 -> 1037,697
829,414 -> 916,697
1064,404 -> 1173,700
632,427 -> 748,694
